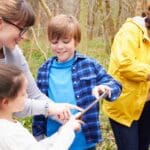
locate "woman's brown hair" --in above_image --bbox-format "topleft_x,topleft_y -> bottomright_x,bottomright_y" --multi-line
0,0 -> 35,27
0,64 -> 25,100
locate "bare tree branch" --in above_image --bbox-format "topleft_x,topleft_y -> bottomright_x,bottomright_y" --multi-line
31,27 -> 48,60
39,0 -> 52,18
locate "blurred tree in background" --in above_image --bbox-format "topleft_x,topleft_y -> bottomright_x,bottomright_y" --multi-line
26,0 -> 148,56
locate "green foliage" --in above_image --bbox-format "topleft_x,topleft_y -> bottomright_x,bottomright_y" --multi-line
96,112 -> 116,150
87,38 -> 109,69
18,117 -> 32,133
77,38 -> 109,69
19,38 -> 116,149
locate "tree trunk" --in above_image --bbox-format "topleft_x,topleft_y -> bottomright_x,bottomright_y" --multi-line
79,0 -> 88,52
135,0 -> 148,16
87,0 -> 96,40
116,0 -> 122,30
102,0 -> 115,54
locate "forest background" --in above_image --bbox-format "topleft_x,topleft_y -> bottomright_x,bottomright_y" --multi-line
19,0 -> 149,149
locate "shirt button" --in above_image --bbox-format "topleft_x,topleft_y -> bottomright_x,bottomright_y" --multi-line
77,95 -> 80,98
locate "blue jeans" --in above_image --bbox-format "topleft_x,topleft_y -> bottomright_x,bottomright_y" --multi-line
109,101 -> 150,150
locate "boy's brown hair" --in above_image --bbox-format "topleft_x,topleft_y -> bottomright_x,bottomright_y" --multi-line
48,14 -> 81,45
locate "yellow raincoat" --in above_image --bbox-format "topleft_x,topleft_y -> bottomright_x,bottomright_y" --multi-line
103,17 -> 150,127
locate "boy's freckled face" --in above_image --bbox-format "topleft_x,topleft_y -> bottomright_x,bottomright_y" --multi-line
50,38 -> 76,62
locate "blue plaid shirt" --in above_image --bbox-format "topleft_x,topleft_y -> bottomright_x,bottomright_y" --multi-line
33,52 -> 122,144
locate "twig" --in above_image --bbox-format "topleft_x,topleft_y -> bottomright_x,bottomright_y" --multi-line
31,27 -> 48,60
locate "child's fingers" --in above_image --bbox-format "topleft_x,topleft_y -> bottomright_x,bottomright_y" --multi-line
92,86 -> 100,99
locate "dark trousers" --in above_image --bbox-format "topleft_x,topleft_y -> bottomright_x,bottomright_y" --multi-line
86,147 -> 96,150
109,101 -> 150,150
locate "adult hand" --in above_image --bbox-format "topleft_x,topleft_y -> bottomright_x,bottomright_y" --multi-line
48,103 -> 83,122
92,85 -> 111,99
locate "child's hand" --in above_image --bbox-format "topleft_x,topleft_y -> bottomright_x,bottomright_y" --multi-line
48,103 -> 83,122
92,85 -> 111,99
62,117 -> 84,132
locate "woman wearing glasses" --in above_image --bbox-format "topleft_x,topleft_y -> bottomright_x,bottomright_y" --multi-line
0,0 -> 82,136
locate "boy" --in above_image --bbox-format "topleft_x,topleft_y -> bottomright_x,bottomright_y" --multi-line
33,14 -> 122,150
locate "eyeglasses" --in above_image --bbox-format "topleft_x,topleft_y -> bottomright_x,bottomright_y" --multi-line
3,18 -> 28,37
